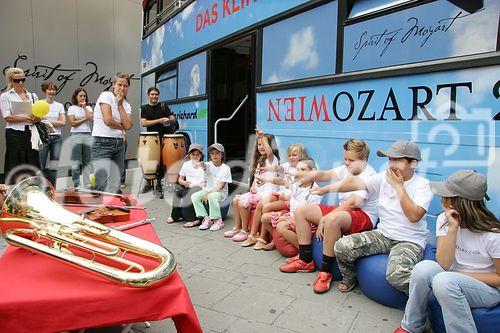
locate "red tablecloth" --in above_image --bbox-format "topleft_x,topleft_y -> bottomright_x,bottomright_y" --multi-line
0,195 -> 201,333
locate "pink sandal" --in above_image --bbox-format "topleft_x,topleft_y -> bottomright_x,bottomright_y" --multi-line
232,230 -> 249,242
224,227 -> 240,238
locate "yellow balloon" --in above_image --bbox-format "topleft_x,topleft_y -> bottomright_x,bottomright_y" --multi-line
32,100 -> 50,118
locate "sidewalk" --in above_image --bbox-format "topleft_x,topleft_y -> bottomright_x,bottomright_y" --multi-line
0,171 -> 404,333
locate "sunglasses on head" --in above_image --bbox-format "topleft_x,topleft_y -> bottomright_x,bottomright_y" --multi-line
12,78 -> 26,83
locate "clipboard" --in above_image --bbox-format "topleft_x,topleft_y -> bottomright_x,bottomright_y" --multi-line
11,101 -> 32,115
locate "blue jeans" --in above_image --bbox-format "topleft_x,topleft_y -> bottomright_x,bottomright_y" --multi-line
91,137 -> 125,193
402,260 -> 500,333
39,134 -> 62,186
70,133 -> 92,188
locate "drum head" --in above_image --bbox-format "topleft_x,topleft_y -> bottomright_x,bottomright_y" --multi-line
141,132 -> 159,135
163,134 -> 184,138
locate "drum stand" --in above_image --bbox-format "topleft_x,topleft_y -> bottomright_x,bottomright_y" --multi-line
138,174 -> 163,199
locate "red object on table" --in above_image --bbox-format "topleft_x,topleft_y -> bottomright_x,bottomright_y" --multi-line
0,195 -> 202,333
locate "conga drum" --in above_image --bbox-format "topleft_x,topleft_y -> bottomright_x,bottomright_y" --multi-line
138,132 -> 161,180
162,134 -> 187,183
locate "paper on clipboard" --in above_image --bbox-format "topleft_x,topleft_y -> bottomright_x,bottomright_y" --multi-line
11,101 -> 32,115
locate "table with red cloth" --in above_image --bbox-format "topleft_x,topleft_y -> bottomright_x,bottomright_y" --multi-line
0,195 -> 201,333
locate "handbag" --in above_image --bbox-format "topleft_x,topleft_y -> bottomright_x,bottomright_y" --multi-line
34,121 -> 50,145
29,93 -> 50,145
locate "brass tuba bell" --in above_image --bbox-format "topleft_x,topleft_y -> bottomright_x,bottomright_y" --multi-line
0,177 -> 176,287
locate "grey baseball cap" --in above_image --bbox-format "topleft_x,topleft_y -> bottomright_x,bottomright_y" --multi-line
430,170 -> 488,201
188,143 -> 204,154
208,143 -> 225,154
376,140 -> 422,161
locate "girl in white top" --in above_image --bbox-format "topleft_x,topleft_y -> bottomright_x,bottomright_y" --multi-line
67,88 -> 93,188
242,143 -> 308,249
167,143 -> 206,225
39,81 -> 66,187
0,67 -> 40,182
224,130 -> 280,242
397,170 -> 500,333
259,158 -> 322,250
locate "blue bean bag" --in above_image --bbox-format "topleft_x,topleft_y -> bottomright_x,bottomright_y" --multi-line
428,290 -> 500,333
356,245 -> 436,309
311,237 -> 342,281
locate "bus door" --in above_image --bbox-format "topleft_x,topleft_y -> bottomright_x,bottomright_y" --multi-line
208,34 -> 256,164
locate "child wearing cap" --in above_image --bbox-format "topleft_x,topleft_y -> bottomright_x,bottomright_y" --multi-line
310,140 -> 433,294
167,143 -> 206,225
395,170 -> 500,333
190,143 -> 232,231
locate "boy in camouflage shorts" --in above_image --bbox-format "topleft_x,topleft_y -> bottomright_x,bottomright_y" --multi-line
314,140 -> 433,293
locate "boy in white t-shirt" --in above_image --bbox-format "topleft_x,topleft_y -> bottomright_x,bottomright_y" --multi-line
91,73 -> 133,193
280,139 -> 378,294
323,140 -> 433,294
191,143 -> 232,231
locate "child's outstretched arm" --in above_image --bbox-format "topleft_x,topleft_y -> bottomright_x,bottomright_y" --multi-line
310,176 -> 367,195
258,164 -> 283,174
292,169 -> 339,183
385,169 -> 426,223
255,174 -> 287,187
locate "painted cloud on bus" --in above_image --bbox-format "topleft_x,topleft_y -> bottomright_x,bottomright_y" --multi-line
262,2 -> 337,84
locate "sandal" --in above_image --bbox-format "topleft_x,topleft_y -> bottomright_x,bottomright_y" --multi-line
241,235 -> 257,247
166,217 -> 174,224
253,238 -> 267,250
338,280 -> 357,293
262,240 -> 275,251
183,220 -> 201,228
232,230 -> 249,242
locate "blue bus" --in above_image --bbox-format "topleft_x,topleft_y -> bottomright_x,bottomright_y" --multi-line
140,0 -> 499,229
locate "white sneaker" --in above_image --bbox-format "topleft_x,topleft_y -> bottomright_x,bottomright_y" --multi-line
199,217 -> 213,230
209,219 -> 224,231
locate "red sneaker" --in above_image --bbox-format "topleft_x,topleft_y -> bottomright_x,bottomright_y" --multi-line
279,258 -> 315,273
393,327 -> 409,333
313,272 -> 332,294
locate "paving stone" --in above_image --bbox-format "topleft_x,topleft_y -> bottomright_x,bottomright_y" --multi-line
231,273 -> 291,293
186,263 -> 242,282
194,305 -> 239,333
227,318 -> 300,333
182,275 -> 239,308
274,298 -> 357,333
212,287 -> 295,325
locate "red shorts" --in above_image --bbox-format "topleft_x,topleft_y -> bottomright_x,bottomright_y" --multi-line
319,204 -> 373,235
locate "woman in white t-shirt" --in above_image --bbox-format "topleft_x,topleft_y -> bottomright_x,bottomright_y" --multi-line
39,81 -> 66,187
67,88 -> 93,188
396,170 -> 500,333
166,143 -> 206,225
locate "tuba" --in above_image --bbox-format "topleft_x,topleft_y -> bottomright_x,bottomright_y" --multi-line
0,177 -> 176,287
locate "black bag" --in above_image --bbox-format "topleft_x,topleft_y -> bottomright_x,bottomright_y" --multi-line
29,93 -> 50,145
35,122 -> 50,145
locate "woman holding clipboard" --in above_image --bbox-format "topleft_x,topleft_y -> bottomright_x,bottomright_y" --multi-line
0,67 -> 41,184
